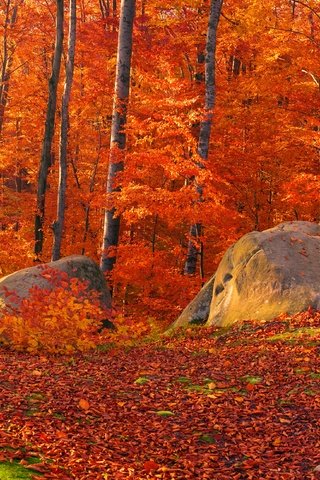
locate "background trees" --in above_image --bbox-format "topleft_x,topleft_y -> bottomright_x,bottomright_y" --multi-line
0,0 -> 319,321
34,0 -> 64,258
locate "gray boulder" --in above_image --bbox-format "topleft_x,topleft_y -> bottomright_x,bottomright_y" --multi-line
0,255 -> 112,315
171,221 -> 320,329
208,221 -> 320,326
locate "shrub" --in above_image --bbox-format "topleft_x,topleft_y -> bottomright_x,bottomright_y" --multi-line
0,271 -> 106,354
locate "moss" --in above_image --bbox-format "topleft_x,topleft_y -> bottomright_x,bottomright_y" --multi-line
0,460 -> 43,479
241,375 -> 263,385
267,327 -> 320,343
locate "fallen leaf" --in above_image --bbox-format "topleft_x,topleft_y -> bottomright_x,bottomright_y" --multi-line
144,460 -> 159,472
235,396 -> 245,403
279,418 -> 290,424
79,398 -> 90,410
155,410 -> 175,417
134,376 -> 150,384
207,382 -> 216,390
273,437 -> 281,446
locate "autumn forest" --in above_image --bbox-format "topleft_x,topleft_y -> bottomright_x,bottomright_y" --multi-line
0,0 -> 319,319
0,1 -> 320,478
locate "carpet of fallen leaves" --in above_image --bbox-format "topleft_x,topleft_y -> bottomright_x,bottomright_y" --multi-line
1,310 -> 320,479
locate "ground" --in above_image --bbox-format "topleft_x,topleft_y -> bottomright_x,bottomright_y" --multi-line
0,310 -> 320,479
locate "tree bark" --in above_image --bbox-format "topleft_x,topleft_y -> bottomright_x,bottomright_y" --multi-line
81,127 -> 102,255
100,0 -> 135,275
34,0 -> 64,258
0,1 -> 18,135
184,0 -> 223,276
99,0 -> 110,18
52,0 -> 76,261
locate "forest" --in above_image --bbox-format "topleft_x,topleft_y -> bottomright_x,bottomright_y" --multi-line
1,0 -> 319,319
0,0 -> 320,478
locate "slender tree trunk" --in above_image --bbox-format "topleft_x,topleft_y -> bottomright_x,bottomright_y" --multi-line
52,0 -> 76,261
100,0 -> 135,275
34,0 -> 64,258
99,0 -> 110,18
184,0 -> 223,276
81,127 -> 102,255
0,1 -> 18,135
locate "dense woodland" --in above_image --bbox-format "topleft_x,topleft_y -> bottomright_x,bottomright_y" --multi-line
0,0 -> 319,321
1,2 -> 320,478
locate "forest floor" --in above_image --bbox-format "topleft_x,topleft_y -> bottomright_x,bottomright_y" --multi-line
0,310 -> 320,480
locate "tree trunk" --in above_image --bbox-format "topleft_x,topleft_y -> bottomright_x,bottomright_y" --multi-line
52,0 -> 76,261
184,0 -> 223,276
0,1 -> 18,135
99,0 -> 110,18
81,127 -> 102,255
100,0 -> 135,275
34,0 -> 64,258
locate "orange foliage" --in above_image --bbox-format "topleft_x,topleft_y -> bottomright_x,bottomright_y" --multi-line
0,275 -> 106,353
0,0 -> 319,324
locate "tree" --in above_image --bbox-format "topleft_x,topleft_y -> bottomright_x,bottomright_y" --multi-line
184,0 -> 223,277
0,0 -> 19,135
0,0 -> 320,320
100,0 -> 136,276
34,0 -> 64,258
52,0 -> 77,261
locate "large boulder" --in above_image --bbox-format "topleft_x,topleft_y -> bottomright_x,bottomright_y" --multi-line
0,255 -> 112,314
208,221 -> 320,326
170,221 -> 320,329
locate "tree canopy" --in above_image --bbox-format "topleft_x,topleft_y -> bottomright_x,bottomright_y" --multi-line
0,0 -> 319,319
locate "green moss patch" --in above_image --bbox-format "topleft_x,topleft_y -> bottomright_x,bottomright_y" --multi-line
267,327 -> 320,343
0,459 -> 43,479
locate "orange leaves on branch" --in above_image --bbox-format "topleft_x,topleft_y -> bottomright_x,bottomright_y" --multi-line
0,276 -> 106,354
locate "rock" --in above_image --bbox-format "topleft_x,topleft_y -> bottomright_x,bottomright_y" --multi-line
169,221 -> 320,330
0,255 -> 112,320
207,221 -> 320,327
169,275 -> 215,329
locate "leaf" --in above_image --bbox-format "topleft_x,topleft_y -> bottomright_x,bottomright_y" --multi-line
207,382 -> 216,390
155,410 -> 174,417
134,377 -> 150,385
279,418 -> 290,424
78,399 -> 90,411
25,463 -> 47,472
234,396 -> 245,403
143,460 -> 159,472
245,383 -> 255,391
